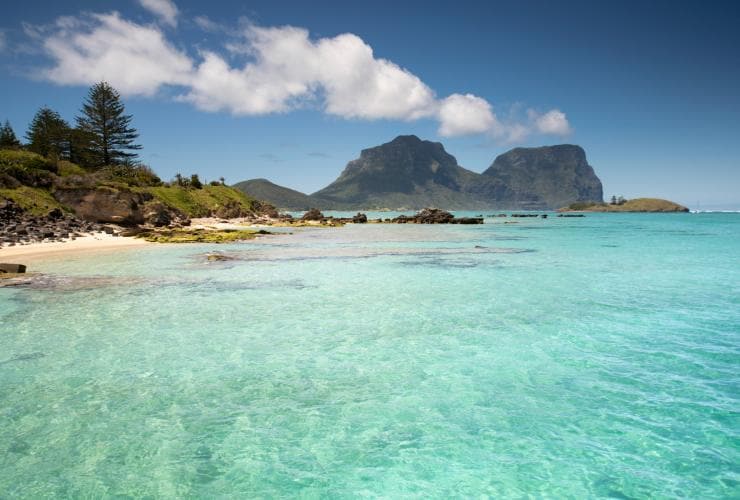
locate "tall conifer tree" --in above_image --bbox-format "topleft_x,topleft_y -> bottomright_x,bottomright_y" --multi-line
75,82 -> 141,167
26,107 -> 70,158
0,120 -> 21,149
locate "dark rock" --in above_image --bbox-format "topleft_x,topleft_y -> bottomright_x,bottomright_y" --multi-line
47,208 -> 64,220
390,207 -> 483,224
302,208 -> 325,221
0,263 -> 26,274
352,212 -> 368,223
142,201 -> 174,227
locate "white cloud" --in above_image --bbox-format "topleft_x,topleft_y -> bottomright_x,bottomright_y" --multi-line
137,0 -> 179,27
183,26 -> 437,121
41,12 -> 192,96
437,93 -> 495,137
31,11 -> 572,142
534,109 -> 572,135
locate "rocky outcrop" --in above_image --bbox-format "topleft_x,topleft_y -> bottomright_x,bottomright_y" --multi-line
352,212 -> 368,223
392,208 -> 483,224
302,208 -> 325,221
53,187 -> 152,226
0,200 -> 109,246
142,201 -> 190,227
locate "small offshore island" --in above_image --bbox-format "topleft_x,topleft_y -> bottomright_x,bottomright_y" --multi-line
560,198 -> 689,212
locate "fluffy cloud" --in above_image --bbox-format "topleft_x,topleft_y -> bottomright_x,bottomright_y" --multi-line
183,26 -> 437,120
41,12 -> 192,96
138,0 -> 179,27
534,109 -> 572,135
31,9 -> 571,142
437,94 -> 495,136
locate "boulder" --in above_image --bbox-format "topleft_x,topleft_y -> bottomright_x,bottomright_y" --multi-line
0,263 -> 26,274
47,208 -> 64,220
53,187 -> 153,226
352,212 -> 368,223
142,201 -> 176,227
302,208 -> 324,221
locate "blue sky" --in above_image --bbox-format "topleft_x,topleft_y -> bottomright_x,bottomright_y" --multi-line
1,0 -> 738,208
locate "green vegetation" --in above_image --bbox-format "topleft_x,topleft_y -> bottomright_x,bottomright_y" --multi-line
562,198 -> 688,212
1,81 -> 260,222
0,150 -> 57,189
138,228 -> 269,243
140,185 -> 256,218
76,82 -> 142,167
565,201 -> 606,211
0,186 -> 66,215
26,107 -> 70,159
0,121 -> 22,149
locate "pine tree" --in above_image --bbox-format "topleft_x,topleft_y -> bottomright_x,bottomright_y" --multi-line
75,82 -> 142,167
67,127 -> 98,168
26,107 -> 70,159
0,120 -> 21,149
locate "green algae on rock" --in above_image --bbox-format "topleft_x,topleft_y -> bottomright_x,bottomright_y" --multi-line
138,228 -> 272,243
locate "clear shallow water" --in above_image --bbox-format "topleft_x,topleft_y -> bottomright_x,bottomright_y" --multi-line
1,213 -> 738,498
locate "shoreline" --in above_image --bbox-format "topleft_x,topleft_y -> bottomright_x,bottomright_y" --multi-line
0,233 -> 152,264
0,218 -> 276,265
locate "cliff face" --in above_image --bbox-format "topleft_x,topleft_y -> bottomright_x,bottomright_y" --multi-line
234,137 -> 605,210
481,145 -> 603,209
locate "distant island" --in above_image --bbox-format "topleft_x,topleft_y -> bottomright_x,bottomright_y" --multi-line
560,198 -> 689,212
235,136 -> 604,210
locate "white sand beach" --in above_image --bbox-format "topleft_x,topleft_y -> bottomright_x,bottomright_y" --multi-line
0,233 -> 151,264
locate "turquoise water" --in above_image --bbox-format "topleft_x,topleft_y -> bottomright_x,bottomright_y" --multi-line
1,213 -> 738,498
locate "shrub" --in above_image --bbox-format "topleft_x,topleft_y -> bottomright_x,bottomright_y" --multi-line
98,164 -> 162,187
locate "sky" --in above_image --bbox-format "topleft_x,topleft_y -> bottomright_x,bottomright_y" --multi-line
0,0 -> 738,209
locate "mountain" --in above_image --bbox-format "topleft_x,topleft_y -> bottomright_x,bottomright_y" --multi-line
311,135 -> 488,210
234,136 -> 604,210
481,145 -> 603,210
232,178 -> 320,211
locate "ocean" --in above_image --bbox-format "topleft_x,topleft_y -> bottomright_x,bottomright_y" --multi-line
1,212 -> 738,497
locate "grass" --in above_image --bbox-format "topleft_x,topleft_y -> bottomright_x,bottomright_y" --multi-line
139,185 -> 256,217
56,161 -> 87,177
0,149 -> 55,171
0,186 -> 66,215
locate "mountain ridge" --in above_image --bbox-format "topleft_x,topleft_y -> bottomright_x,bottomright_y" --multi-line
234,135 -> 604,210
